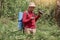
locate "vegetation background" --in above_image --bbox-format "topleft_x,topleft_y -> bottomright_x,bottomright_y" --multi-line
0,0 -> 60,40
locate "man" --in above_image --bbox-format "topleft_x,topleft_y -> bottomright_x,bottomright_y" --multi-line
23,2 -> 42,35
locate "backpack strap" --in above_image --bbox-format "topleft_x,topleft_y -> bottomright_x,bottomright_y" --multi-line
25,11 -> 29,15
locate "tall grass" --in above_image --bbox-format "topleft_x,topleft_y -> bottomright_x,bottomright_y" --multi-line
0,17 -> 60,40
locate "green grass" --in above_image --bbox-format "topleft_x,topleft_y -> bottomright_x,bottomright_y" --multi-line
0,18 -> 60,40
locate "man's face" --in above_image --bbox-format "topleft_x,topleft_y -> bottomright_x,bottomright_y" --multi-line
28,7 -> 35,11
57,0 -> 60,6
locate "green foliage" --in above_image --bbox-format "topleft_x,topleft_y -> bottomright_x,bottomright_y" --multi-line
1,0 -> 28,20
1,0 -> 56,22
0,0 -> 59,40
0,18 -> 60,40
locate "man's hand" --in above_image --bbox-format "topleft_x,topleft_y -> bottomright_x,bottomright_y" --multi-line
30,17 -> 35,19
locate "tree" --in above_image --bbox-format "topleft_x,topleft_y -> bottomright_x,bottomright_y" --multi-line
55,0 -> 60,27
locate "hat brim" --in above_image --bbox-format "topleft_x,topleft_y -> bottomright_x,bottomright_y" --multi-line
29,5 -> 35,7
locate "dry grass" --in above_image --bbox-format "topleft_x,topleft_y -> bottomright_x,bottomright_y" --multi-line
30,0 -> 56,7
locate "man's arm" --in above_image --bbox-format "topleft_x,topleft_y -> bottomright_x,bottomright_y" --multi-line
35,10 -> 43,21
22,12 -> 31,23
35,14 -> 41,22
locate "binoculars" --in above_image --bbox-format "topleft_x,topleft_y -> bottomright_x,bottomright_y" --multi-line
38,8 -> 45,14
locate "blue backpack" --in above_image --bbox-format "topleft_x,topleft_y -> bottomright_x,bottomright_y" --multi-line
18,11 -> 28,31
18,12 -> 23,31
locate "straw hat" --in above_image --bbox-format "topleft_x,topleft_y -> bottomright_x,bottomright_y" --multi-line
29,2 -> 36,7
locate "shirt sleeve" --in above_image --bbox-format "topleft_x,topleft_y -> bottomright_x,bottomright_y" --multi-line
22,12 -> 31,23
35,14 -> 41,22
